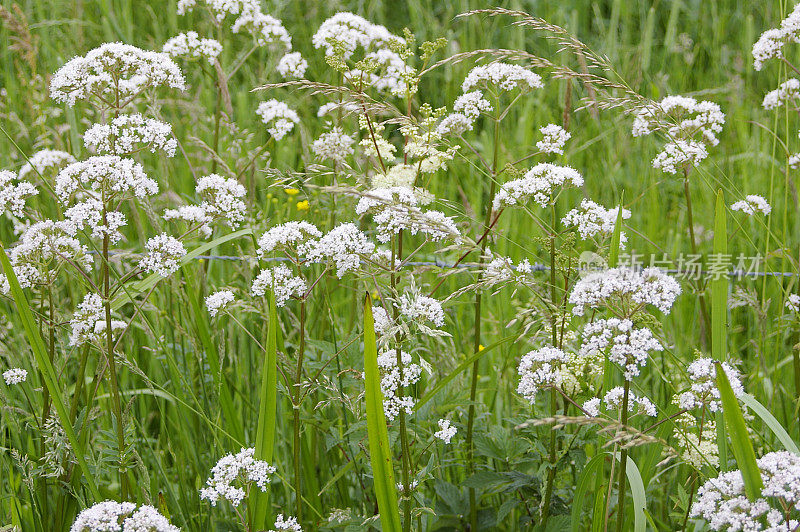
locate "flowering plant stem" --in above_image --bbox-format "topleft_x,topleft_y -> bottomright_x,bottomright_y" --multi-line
292,299 -> 306,522
615,381 -> 631,532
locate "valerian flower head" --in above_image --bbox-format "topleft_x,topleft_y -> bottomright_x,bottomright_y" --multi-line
251,264 -> 307,306
18,150 -> 76,180
377,348 -> 421,420
140,234 -> 186,277
461,62 -> 543,93
762,78 -> 800,110
0,170 -> 38,216
492,163 -> 584,209
70,501 -> 179,532
537,124 -> 571,154
50,42 -> 185,107
311,127 -> 354,163
200,447 -> 276,508
83,115 -> 177,156
276,52 -> 308,79
270,515 -> 303,532
677,357 -> 744,413
580,318 -> 663,380
731,195 -> 771,216
434,419 -> 457,444
68,293 -> 126,347
398,290 -> 445,328
195,174 -> 247,228
517,346 -> 570,402
55,156 -> 158,204
752,4 -> 800,70
356,187 -> 459,243
3,368 -> 27,385
452,90 -> 492,119
177,0 -> 291,49
583,387 -> 657,417
562,199 -> 631,247
691,451 -> 800,530
206,290 -> 235,317
569,267 -> 681,316
303,223 -> 375,277
256,99 -> 299,140
312,12 -> 403,59
163,31 -> 222,64
256,221 -> 322,257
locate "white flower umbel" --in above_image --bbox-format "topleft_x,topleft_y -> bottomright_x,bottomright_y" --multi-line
399,290 -> 445,328
461,63 -> 543,92
672,413 -> 720,469
580,318 -> 663,380
452,90 -> 492,119
251,264 -> 307,306
677,357 -> 743,413
355,187 -> 460,243
303,223 -> 375,277
376,348 -> 421,420
752,4 -> 800,70
434,419 -> 457,444
50,43 -> 185,107
256,99 -> 299,140
140,234 -> 186,277
177,0 -> 291,49
164,205 -> 213,237
562,199 -> 631,245
691,451 -> 800,530
64,199 -> 127,244
762,78 -> 800,110
731,195 -> 771,216
55,156 -> 158,204
569,267 -> 682,316
18,149 -> 76,180
0,170 -> 38,216
69,293 -> 121,347
83,114 -> 177,156
651,140 -> 709,174
163,31 -> 222,64
195,174 -> 247,228
256,221 -> 322,257
436,113 -> 474,136
372,305 -> 394,340
312,12 -> 403,59
493,163 -> 584,209
70,501 -> 180,532
312,127 -> 354,163
536,124 -> 571,154
584,387 -> 657,417
200,447 -> 276,508
788,294 -> 800,312
3,368 -> 27,385
516,346 -> 570,402
276,51 -> 308,79
270,514 -> 303,532
206,290 -> 235,317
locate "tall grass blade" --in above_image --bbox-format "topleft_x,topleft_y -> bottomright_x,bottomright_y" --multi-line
716,363 -> 763,500
0,245 -> 101,501
740,393 -> 800,454
712,189 -> 729,470
363,293 -> 402,531
251,290 -> 278,529
571,452 -> 606,532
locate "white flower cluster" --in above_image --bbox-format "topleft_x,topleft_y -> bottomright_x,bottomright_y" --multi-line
672,413 -> 720,469
398,290 -> 445,328
434,419 -> 457,444
580,318 -> 663,380
50,43 -> 185,106
163,31 -> 222,64
788,294 -> 800,313
461,62 -> 543,93
582,387 -> 657,417
632,95 -> 724,174
483,251 -> 533,286
65,198 -> 127,244
562,199 -> 630,246
276,51 -> 308,79
752,4 -> 800,70
317,101 -> 359,118
256,99 -> 299,140
140,234 -> 186,277
731,195 -> 771,216
377,348 -> 421,420
18,149 -> 76,180
0,170 -> 38,216
3,368 -> 27,385
200,447 -> 276,507
56,156 -> 158,203
569,267 -> 682,316
312,127 -> 354,164
303,223 -> 375,277
206,290 -> 235,317
371,164 -> 416,189
762,78 -> 800,110
177,0 -> 291,48
691,451 -> 800,530
537,124 -> 571,154
70,501 -> 179,532
453,90 -> 492,119
516,346 -> 569,402
251,264 -> 307,306
372,305 -> 394,341
256,221 -> 322,256
492,163 -> 584,209
676,357 -> 744,413
69,293 -> 127,347
83,114 -> 176,157
165,174 -> 246,237
355,187 -> 460,243
270,514 -> 303,532
4,220 -> 93,290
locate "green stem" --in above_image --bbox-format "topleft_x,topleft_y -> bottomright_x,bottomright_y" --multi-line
293,300 -> 306,522
541,205 -> 559,524
615,381 -> 631,532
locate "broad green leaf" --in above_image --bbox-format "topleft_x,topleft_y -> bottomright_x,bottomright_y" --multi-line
712,189 -> 730,470
363,294 -> 402,531
571,453 -> 607,532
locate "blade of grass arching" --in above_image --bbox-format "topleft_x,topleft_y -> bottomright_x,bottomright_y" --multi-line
716,363 -> 763,500
712,190 -> 729,471
363,294 -> 402,531
571,452 -> 607,532
251,290 -> 278,530
0,245 -> 101,501
184,270 -> 242,444
111,228 -> 253,311
740,393 -> 800,454
623,455 -> 646,532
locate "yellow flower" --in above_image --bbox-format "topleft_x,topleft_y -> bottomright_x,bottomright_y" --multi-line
284,187 -> 299,196
478,344 -> 485,352
296,200 -> 310,211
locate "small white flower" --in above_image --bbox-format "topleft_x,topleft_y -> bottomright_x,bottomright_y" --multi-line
787,294 -> 800,312
163,31 -> 222,64
312,127 -> 354,163
70,500 -> 179,532
18,149 -> 75,180
3,368 -> 27,385
434,419 -> 457,444
140,234 -> 186,277
461,63 -> 543,92
0,170 -> 38,216
83,114 -> 176,156
270,514 -> 302,532
677,357 -> 744,413
256,99 -> 299,140
730,195 -> 771,216
537,124 -> 571,154
200,447 -> 276,508
493,163 -> 583,209
206,290 -> 235,317
251,264 -> 307,306
276,52 -> 308,79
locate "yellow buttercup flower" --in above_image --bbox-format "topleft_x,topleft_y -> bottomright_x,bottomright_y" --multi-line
296,200 -> 310,211
478,344 -> 485,352
284,187 -> 299,196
